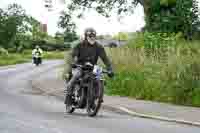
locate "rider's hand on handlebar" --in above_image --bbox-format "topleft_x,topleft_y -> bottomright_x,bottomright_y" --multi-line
108,71 -> 114,78
107,68 -> 114,78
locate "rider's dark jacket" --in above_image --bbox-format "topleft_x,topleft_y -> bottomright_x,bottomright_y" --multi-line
71,40 -> 112,70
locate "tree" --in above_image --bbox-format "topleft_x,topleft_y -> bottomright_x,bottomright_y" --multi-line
0,3 -> 66,52
146,0 -> 200,39
55,31 -> 64,44
113,32 -> 129,41
62,0 -> 200,38
0,9 -> 7,47
5,3 -> 28,39
64,32 -> 78,42
58,11 -> 76,33
0,3 -> 28,49
0,3 -> 49,51
58,11 -> 79,43
64,0 -> 147,17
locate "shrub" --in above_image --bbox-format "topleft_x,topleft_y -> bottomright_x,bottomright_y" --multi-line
105,32 -> 200,107
0,47 -> 8,55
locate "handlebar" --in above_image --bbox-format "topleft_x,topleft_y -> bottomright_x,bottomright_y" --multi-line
72,63 -> 113,77
102,70 -> 109,74
72,62 -> 93,67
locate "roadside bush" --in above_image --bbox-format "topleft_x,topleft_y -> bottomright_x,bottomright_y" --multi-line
0,47 -> 9,55
32,40 -> 71,51
0,53 -> 29,66
105,32 -> 200,107
43,51 -> 65,59
126,32 -> 144,48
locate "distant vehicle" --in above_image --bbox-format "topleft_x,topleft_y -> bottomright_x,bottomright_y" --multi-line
33,54 -> 42,66
32,46 -> 43,66
108,42 -> 118,48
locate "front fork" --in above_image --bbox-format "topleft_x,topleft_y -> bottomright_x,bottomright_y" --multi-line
87,79 -> 104,108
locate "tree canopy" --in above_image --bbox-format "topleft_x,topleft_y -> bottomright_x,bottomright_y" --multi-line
146,0 -> 200,38
0,3 -> 69,52
60,0 -> 200,39
58,11 -> 79,43
0,3 -> 28,49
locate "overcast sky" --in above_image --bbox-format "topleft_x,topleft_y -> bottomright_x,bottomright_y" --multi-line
0,0 -> 199,36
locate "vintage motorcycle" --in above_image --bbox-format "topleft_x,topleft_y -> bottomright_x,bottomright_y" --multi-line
33,52 -> 42,66
64,62 -> 110,117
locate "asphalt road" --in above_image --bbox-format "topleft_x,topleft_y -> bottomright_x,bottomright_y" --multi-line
0,60 -> 200,133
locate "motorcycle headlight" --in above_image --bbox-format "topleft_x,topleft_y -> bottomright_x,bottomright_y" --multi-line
93,65 -> 102,75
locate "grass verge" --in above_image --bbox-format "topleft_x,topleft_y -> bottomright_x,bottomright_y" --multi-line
0,50 -> 65,66
105,34 -> 200,107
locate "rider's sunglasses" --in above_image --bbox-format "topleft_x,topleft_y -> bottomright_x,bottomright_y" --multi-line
86,32 -> 96,38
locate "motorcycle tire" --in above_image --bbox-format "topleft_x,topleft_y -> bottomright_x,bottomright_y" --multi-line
87,80 -> 104,117
65,95 -> 75,113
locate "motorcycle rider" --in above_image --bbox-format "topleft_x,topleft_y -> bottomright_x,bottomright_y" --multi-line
32,45 -> 43,65
64,27 -> 114,106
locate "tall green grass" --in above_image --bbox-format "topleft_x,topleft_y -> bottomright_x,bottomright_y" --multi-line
105,33 -> 200,107
43,51 -> 65,59
0,52 -> 31,66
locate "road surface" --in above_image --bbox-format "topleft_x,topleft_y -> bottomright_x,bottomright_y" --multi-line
0,60 -> 200,133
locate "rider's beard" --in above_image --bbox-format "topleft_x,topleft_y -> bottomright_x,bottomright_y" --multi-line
87,37 -> 96,45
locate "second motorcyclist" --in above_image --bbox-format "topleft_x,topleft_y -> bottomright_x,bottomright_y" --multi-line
32,45 -> 43,65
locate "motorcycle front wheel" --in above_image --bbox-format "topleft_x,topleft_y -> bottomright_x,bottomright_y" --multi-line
65,95 -> 75,113
87,80 -> 104,117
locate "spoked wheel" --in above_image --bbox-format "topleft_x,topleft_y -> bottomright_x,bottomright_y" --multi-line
87,80 -> 104,117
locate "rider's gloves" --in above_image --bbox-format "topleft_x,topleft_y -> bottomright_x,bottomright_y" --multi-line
107,67 -> 114,78
108,71 -> 114,78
